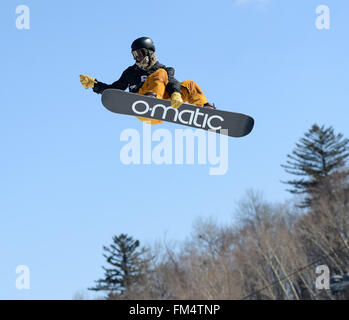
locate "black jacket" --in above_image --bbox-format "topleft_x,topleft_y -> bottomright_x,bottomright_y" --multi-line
93,62 -> 181,96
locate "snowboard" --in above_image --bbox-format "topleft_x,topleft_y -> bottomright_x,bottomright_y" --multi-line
101,89 -> 254,138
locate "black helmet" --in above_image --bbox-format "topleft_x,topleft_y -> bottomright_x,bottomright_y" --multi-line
131,37 -> 155,52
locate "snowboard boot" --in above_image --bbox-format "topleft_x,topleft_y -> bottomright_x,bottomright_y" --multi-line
137,91 -> 163,125
203,102 -> 216,109
145,92 -> 157,98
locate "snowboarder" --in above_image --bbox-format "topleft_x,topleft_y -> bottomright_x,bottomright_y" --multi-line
80,37 -> 215,125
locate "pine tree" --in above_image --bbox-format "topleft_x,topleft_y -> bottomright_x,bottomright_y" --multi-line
89,234 -> 151,297
282,124 -> 349,206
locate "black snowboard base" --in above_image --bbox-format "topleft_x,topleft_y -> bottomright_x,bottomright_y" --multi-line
101,89 -> 254,138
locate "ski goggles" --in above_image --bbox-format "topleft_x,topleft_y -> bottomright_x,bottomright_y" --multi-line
132,48 -> 147,62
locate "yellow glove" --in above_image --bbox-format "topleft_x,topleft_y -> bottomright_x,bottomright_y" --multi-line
80,74 -> 97,89
171,92 -> 183,109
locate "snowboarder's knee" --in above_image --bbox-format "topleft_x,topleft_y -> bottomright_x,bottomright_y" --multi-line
148,68 -> 168,83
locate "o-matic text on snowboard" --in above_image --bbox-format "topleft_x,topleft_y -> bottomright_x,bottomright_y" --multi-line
132,100 -> 224,130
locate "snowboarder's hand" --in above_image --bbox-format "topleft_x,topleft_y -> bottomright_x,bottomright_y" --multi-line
171,92 -> 183,109
80,75 -> 97,89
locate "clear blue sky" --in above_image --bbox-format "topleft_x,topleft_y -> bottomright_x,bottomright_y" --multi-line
1,0 -> 348,299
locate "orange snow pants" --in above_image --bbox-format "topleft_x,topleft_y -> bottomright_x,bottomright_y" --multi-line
137,68 -> 208,125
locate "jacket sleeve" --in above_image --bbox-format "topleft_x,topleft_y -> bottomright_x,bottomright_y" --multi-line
93,70 -> 129,94
165,67 -> 181,96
